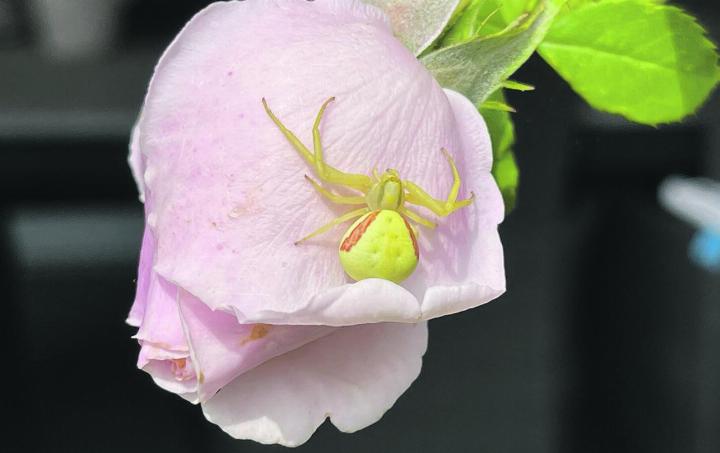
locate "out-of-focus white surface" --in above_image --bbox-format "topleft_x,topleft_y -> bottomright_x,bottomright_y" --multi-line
659,175 -> 720,233
29,0 -> 127,60
8,206 -> 143,268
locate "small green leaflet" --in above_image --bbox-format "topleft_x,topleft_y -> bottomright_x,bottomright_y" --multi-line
502,80 -> 535,91
539,0 -> 720,124
482,100 -> 516,112
565,0 -> 665,10
482,90 -> 519,211
440,0 -> 539,44
421,0 -> 565,106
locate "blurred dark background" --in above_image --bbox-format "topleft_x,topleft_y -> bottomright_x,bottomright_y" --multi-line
2,1 -> 719,452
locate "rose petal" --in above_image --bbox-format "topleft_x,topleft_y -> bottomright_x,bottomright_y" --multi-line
127,226 -> 153,327
176,289 -> 335,402
201,322 -> 428,447
127,118 -> 150,326
138,0 -> 504,326
409,88 -> 505,319
128,119 -> 145,202
134,273 -> 186,353
137,343 -> 186,366
142,357 -> 198,404
134,279 -> 200,402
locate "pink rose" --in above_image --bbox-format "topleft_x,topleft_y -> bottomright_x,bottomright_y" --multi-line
128,0 -> 504,446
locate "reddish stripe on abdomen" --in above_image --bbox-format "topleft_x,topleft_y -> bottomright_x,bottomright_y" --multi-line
402,217 -> 419,259
340,210 -> 380,252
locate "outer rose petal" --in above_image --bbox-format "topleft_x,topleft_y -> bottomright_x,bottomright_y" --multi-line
139,0 -> 504,326
408,89 -> 505,320
201,322 -> 428,447
128,119 -> 145,202
132,272 -> 199,401
134,272 -> 186,351
140,347 -> 198,403
127,225 -> 152,327
176,289 -> 335,402
127,120 -> 150,325
132,256 -> 335,404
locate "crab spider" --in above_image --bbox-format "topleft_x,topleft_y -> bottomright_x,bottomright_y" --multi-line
261,97 -> 474,283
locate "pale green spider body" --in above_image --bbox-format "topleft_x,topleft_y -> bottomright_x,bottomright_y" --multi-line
262,97 -> 474,284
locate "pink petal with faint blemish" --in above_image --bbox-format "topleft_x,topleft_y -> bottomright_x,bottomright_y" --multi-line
137,0 -> 505,326
141,352 -> 198,403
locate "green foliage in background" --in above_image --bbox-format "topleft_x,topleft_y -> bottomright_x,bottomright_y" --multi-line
424,0 -> 562,211
481,90 -> 519,210
539,0 -> 720,124
423,0 -> 719,211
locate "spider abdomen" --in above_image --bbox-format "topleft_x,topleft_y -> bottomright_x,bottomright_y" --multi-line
339,210 -> 419,283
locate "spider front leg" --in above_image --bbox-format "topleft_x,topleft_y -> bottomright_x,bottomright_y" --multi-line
262,97 -> 372,192
399,207 -> 436,229
295,207 -> 370,245
304,175 -> 366,205
404,148 -> 474,217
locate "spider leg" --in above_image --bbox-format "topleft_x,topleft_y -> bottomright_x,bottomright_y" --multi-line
405,181 -> 474,217
311,98 -> 334,178
405,215 -> 421,240
399,207 -> 436,229
404,148 -> 474,217
310,97 -> 372,191
441,147 -> 461,203
305,175 -> 366,205
295,207 -> 370,245
262,97 -> 372,192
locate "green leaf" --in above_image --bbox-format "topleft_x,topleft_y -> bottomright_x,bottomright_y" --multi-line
362,0 -> 461,55
494,151 -> 520,211
538,0 -> 720,124
481,90 -> 519,211
421,0 -> 565,105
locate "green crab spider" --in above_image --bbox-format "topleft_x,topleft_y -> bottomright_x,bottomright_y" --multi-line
262,97 -> 474,283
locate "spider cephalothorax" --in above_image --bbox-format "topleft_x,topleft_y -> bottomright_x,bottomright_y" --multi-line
262,97 -> 474,283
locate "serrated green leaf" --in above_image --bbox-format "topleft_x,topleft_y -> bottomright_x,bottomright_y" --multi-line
481,90 -> 519,211
363,0 -> 460,55
421,0 -> 565,105
539,0 -> 720,124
